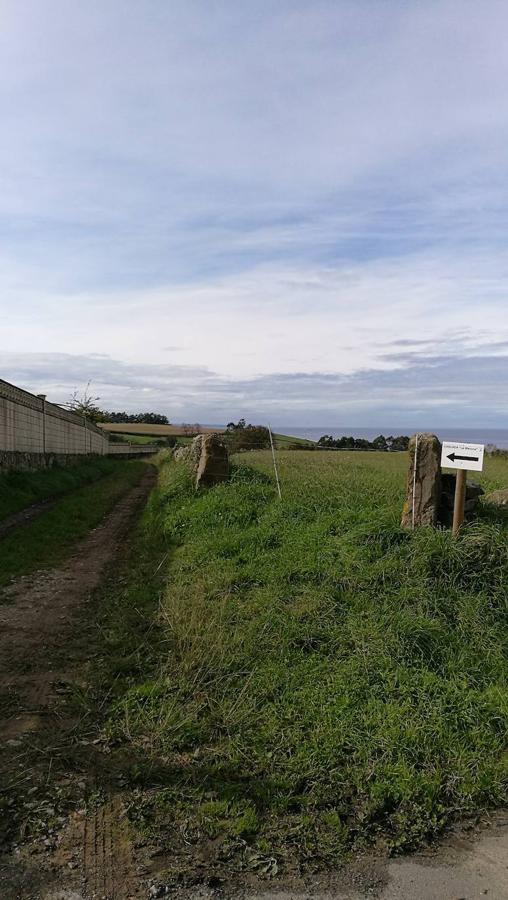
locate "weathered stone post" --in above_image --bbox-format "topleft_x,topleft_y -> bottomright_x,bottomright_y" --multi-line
174,433 -> 230,488
196,434 -> 229,488
401,433 -> 442,529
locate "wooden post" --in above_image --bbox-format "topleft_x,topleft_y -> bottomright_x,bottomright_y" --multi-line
268,425 -> 282,499
452,469 -> 467,537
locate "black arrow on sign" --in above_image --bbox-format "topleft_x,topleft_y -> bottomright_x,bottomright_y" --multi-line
447,452 -> 478,463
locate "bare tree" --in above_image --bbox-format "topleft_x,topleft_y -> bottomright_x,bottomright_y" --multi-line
65,382 -> 104,422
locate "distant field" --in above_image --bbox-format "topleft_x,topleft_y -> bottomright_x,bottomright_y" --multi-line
100,423 -> 226,437
273,431 -> 316,448
112,432 -> 196,447
112,433 -> 162,444
101,424 -> 313,447
105,448 -> 508,872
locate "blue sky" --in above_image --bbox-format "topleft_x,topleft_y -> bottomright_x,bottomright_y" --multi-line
1,0 -> 507,426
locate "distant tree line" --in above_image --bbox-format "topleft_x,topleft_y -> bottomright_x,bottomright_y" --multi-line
317,434 -> 410,451
65,386 -> 170,425
485,443 -> 507,457
225,419 -> 271,451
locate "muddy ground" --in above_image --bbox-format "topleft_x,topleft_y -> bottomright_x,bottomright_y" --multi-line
0,467 -> 507,899
0,469 -> 156,899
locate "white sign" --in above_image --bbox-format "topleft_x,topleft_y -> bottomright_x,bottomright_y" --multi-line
441,441 -> 484,472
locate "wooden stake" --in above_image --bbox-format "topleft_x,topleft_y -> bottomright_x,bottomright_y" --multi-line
268,425 -> 282,500
452,469 -> 467,537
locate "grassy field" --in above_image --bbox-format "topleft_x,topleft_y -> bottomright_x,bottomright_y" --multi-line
112,432 -> 162,444
105,428 -> 314,451
0,460 -> 147,587
102,450 -> 508,872
111,432 -> 196,447
273,432 -> 316,449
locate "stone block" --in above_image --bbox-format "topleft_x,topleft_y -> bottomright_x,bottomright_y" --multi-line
401,433 -> 442,528
484,488 -> 508,507
195,434 -> 229,488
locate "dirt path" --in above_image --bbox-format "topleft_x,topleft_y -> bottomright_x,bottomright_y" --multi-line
0,468 -> 155,679
0,467 -> 156,899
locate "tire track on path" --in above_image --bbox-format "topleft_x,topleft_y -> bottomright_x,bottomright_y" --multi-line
0,466 -> 156,899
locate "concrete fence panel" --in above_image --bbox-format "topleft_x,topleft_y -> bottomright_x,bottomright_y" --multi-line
1,378 -> 160,470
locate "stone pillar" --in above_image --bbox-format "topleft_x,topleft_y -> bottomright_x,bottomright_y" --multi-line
174,433 -> 230,487
401,433 -> 442,528
37,394 -> 47,453
195,434 -> 229,488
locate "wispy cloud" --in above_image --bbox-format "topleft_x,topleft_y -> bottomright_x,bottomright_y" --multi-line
4,346 -> 507,428
1,1 -> 507,424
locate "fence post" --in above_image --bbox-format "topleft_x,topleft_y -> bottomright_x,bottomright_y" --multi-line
452,469 -> 467,537
37,394 -> 47,453
268,425 -> 282,499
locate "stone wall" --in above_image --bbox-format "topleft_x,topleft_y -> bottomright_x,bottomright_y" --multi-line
0,450 -> 100,473
0,378 -> 109,457
107,443 -> 159,457
0,378 -> 159,470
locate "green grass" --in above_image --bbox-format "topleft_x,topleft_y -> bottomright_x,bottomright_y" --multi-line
114,433 -> 160,444
117,434 -> 192,446
0,460 -> 147,587
0,457 -> 123,522
90,464 -> 173,694
273,432 -> 316,449
104,450 -> 508,869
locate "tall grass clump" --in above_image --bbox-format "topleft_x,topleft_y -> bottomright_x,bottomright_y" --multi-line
111,451 -> 508,866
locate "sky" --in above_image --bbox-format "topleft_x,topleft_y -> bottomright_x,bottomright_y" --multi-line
1,0 -> 507,427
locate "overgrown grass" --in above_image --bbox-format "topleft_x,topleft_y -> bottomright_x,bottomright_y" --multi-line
93,466 -> 172,689
107,451 -> 508,868
0,460 -> 147,587
273,432 -> 316,449
0,457 -> 122,522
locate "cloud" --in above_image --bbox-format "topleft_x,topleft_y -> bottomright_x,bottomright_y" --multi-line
2,1 -> 508,286
1,1 -> 508,424
3,346 -> 506,428
2,251 -> 508,385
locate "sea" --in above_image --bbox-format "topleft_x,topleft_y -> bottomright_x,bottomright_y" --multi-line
273,427 -> 508,450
